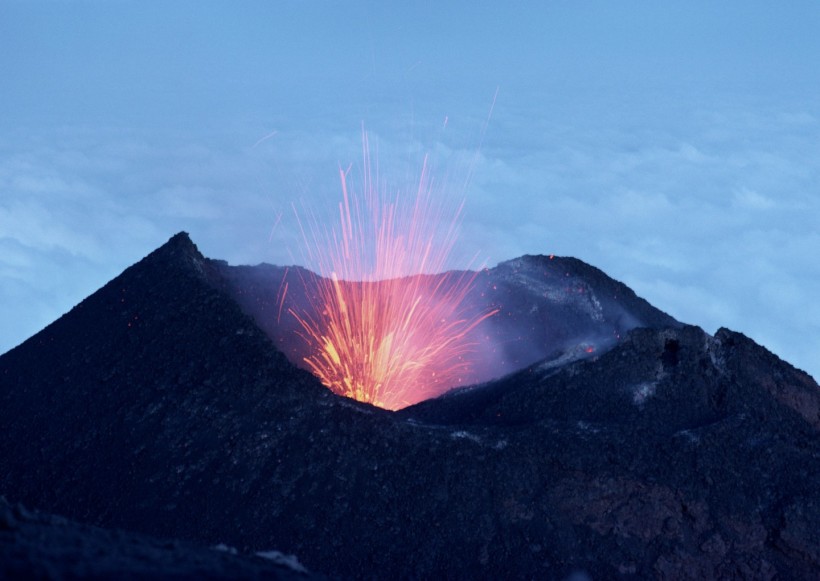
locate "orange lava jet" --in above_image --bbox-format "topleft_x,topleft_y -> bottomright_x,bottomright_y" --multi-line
290,135 -> 497,410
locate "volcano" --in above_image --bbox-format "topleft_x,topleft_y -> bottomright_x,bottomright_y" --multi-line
1,232 -> 818,578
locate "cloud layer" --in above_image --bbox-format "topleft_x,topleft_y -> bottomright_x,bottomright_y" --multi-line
2,1 -> 819,382
1,100 -> 819,383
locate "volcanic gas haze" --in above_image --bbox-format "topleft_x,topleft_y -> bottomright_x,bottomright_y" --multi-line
286,137 -> 497,410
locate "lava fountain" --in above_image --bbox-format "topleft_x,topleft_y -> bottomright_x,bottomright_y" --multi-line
289,134 -> 497,410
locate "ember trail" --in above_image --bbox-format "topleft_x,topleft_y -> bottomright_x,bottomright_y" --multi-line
290,136 -> 497,410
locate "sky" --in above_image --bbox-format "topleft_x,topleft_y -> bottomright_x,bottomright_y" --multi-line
2,1 -> 819,381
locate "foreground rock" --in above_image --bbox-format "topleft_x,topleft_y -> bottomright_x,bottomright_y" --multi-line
0,497 -> 320,580
0,233 -> 817,578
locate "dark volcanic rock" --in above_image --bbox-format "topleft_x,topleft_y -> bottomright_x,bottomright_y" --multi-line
0,496 -> 319,580
1,232 -> 818,579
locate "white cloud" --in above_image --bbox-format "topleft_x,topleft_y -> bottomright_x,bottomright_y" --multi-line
0,102 -> 819,384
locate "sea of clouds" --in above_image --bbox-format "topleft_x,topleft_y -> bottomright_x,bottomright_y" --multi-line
2,1 -> 818,381
1,97 -> 818,382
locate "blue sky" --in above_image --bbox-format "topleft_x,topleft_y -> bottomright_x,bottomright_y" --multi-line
2,1 -> 819,381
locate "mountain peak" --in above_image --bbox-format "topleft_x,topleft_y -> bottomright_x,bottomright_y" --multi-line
142,231 -> 207,272
167,230 -> 195,247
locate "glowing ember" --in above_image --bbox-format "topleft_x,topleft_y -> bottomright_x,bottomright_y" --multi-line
290,134 -> 497,410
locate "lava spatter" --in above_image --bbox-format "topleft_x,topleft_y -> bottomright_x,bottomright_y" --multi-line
290,134 -> 496,410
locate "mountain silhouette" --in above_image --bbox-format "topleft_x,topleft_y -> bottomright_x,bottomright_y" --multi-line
1,232 -> 817,578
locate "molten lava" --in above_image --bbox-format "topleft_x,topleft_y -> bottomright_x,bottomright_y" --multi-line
290,136 -> 497,410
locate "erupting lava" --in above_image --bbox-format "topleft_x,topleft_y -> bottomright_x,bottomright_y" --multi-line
290,135 -> 497,410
